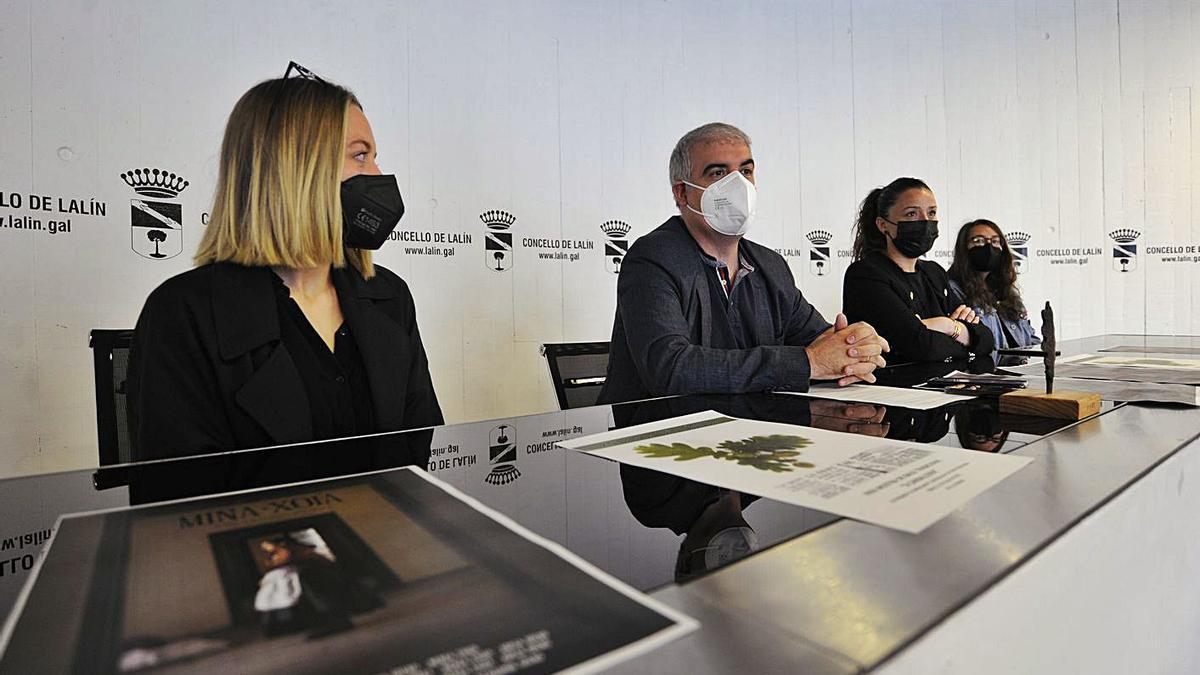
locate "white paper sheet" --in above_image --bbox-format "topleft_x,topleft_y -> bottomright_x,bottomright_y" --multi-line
782,383 -> 973,410
559,412 -> 1032,534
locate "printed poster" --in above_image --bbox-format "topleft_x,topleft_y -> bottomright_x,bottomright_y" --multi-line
1007,374 -> 1199,406
1062,354 -> 1200,370
1014,354 -> 1200,385
0,468 -> 695,674
1098,345 -> 1200,356
559,411 -> 1032,534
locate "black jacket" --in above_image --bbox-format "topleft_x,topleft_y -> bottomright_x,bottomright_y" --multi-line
843,251 -> 993,363
599,217 -> 830,404
127,262 -> 443,460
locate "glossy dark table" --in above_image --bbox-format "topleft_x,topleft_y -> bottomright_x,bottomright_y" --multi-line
2,334 -> 1197,672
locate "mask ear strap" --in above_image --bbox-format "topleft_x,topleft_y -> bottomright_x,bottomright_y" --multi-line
879,219 -> 896,242
878,216 -> 896,236
679,181 -> 711,219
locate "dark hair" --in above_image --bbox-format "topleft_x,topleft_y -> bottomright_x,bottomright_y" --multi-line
947,219 -> 1027,322
852,177 -> 932,260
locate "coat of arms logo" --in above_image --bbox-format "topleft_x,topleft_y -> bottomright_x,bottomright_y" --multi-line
121,168 -> 188,260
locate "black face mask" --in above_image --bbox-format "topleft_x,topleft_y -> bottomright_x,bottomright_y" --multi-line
968,408 -> 1003,437
341,174 -> 405,250
967,244 -> 1003,272
885,218 -> 938,258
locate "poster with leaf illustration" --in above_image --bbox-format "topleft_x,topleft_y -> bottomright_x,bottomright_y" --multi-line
559,411 -> 1033,534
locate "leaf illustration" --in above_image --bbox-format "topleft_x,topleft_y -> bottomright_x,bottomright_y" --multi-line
718,435 -> 812,453
634,442 -> 716,462
635,435 -> 817,472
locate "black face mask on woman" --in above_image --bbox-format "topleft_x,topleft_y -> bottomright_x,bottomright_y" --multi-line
341,174 -> 405,250
884,218 -> 938,259
967,244 -> 1003,272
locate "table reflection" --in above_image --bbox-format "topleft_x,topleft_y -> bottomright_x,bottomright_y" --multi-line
85,380 -> 1079,592
611,394 -> 894,582
882,404 -> 955,444
953,400 -> 1009,452
872,356 -> 998,389
95,428 -> 435,506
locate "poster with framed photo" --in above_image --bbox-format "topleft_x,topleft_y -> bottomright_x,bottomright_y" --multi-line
0,468 -> 695,674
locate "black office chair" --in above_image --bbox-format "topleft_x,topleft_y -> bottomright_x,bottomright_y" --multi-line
89,329 -> 135,466
541,342 -> 610,410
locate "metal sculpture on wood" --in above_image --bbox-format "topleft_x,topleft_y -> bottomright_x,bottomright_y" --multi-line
1041,302 -> 1056,394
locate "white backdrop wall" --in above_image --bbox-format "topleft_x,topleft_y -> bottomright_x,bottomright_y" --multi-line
0,0 -> 1196,479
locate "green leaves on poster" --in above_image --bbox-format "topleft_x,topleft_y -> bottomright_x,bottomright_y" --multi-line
634,435 -> 815,473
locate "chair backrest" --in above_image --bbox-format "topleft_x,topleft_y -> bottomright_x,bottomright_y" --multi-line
541,342 -> 610,410
89,329 -> 135,466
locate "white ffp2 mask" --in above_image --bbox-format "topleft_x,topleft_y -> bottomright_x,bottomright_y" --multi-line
682,171 -> 757,236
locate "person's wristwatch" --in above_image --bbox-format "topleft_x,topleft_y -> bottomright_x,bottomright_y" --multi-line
951,320 -> 963,340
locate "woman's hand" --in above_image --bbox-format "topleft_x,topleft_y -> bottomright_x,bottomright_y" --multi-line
921,316 -> 971,345
921,316 -> 954,333
949,304 -> 979,324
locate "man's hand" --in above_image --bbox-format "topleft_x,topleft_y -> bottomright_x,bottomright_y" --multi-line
949,304 -> 979,324
805,313 -> 890,386
809,400 -> 890,437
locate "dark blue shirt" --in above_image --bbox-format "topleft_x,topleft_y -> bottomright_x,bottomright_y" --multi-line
700,250 -> 759,350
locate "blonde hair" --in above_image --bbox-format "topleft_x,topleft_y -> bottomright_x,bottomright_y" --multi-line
196,77 -> 374,277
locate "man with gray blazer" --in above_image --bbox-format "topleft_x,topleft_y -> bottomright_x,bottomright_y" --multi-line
599,123 -> 889,404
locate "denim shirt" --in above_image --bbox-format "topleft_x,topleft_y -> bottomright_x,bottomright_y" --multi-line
948,280 -> 1040,363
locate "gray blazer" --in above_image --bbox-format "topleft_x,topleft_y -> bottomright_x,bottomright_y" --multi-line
599,217 -> 830,403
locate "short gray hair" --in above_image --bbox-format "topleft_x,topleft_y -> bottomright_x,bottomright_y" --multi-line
668,122 -> 752,185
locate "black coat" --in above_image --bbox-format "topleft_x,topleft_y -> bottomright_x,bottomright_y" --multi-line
843,250 -> 994,363
127,262 -> 443,460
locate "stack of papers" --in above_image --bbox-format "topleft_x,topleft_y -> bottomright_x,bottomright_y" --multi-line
1099,345 -> 1200,355
1011,354 -> 1200,406
928,370 -> 1027,385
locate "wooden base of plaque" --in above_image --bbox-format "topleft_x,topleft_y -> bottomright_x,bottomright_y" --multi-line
999,389 -> 1101,420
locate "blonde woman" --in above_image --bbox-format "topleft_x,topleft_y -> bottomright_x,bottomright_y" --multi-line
128,65 -> 442,460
